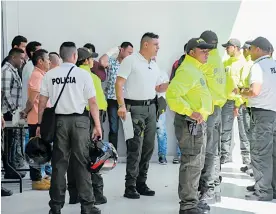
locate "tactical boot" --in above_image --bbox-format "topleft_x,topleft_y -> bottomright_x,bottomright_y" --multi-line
124,186 -> 140,199
81,206 -> 101,214
179,207 -> 205,214
93,186 -> 107,205
136,182 -> 155,196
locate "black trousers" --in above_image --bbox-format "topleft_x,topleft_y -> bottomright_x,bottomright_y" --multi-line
28,124 -> 42,181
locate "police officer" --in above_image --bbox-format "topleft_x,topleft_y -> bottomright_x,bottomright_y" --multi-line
198,31 -> 227,205
237,41 -> 254,166
240,37 -> 276,201
67,47 -> 107,205
220,38 -> 246,164
166,38 -> 214,214
115,32 -> 168,199
36,42 -> 102,214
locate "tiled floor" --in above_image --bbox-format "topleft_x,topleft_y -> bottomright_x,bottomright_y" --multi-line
1,161 -> 276,214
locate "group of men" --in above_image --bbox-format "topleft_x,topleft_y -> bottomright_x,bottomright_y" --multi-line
1,30 -> 276,214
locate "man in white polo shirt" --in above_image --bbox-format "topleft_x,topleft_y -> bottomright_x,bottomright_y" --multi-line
36,42 -> 102,214
241,36 -> 276,201
115,32 -> 168,199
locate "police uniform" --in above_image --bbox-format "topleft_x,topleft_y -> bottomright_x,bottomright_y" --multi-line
67,48 -> 107,206
166,38 -> 213,214
40,61 -> 100,214
220,39 -> 246,163
237,42 -> 254,165
198,30 -> 227,205
244,37 -> 276,201
117,52 -> 161,198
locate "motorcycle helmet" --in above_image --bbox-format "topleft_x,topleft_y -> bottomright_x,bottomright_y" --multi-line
88,141 -> 118,174
25,136 -> 52,166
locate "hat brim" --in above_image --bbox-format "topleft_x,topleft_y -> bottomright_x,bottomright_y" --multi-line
242,44 -> 250,49
222,43 -> 231,48
197,43 -> 214,50
91,52 -> 99,58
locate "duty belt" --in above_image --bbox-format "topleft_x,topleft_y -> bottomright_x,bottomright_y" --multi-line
125,98 -> 156,106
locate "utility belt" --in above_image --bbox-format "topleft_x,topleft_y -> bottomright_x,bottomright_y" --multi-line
56,109 -> 89,117
251,107 -> 272,112
124,98 -> 156,106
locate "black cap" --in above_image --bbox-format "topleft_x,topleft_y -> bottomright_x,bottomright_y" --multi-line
77,47 -> 98,61
200,30 -> 218,44
242,40 -> 252,49
248,37 -> 272,52
186,38 -> 214,53
222,38 -> 241,48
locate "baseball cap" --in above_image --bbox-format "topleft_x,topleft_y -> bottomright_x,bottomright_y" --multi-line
248,37 -> 272,52
84,43 -> 99,58
186,38 -> 214,53
222,38 -> 241,48
200,30 -> 218,44
77,47 -> 98,61
242,40 -> 252,49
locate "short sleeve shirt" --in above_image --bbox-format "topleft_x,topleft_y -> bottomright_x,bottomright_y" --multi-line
117,52 -> 161,100
40,63 -> 96,114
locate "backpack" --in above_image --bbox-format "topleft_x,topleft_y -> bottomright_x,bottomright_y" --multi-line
169,54 -> 186,82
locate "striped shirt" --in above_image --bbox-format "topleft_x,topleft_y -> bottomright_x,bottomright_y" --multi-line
1,62 -> 22,114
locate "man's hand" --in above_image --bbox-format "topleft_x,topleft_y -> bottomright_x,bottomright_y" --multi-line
92,125 -> 102,141
156,82 -> 169,93
190,112 -> 204,124
36,127 -> 41,137
1,116 -> 5,129
118,105 -> 127,120
232,88 -> 239,94
20,110 -> 27,119
234,107 -> 239,117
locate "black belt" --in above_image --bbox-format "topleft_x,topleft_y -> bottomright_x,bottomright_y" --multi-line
125,98 -> 156,106
56,109 -> 89,117
251,107 -> 272,112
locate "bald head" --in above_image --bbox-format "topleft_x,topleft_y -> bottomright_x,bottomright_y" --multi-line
49,52 -> 61,69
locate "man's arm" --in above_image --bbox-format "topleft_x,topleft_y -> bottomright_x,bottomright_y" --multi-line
38,95 -> 49,124
115,76 -> 126,107
1,68 -> 16,112
88,97 -> 101,128
24,91 -> 39,114
155,83 -> 169,93
241,83 -> 262,98
241,63 -> 263,98
99,46 -> 120,68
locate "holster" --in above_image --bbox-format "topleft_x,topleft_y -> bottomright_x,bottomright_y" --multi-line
184,116 -> 198,136
156,96 -> 167,121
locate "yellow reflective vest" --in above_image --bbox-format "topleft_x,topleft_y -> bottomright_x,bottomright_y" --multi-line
79,65 -> 107,111
201,49 -> 227,108
223,54 -> 246,107
166,55 -> 213,121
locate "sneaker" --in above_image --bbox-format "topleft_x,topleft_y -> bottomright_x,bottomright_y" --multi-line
32,180 -> 50,190
158,156 -> 167,165
173,156 -> 180,164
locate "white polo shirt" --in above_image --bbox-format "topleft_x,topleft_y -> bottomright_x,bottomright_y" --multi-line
22,60 -> 34,107
248,55 -> 276,112
117,52 -> 162,100
40,63 -> 96,114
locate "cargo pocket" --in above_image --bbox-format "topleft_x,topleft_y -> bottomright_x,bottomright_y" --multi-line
132,118 -> 145,138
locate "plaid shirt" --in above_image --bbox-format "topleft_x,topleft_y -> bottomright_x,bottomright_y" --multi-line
1,62 -> 22,114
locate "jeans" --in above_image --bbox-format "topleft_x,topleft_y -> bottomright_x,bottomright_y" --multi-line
107,99 -> 119,149
157,113 -> 168,157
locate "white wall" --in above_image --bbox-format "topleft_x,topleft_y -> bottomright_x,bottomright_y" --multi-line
2,0 -> 248,158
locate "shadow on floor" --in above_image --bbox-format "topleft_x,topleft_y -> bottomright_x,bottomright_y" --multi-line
221,172 -> 251,180
220,182 -> 248,200
210,206 -> 254,214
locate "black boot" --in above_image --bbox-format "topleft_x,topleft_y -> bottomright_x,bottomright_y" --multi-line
246,185 -> 255,192
93,185 -> 107,205
1,187 -> 13,197
49,210 -> 61,214
68,189 -> 80,204
179,207 -> 204,214
136,182 -> 155,196
124,186 -> 140,199
81,206 -> 101,214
